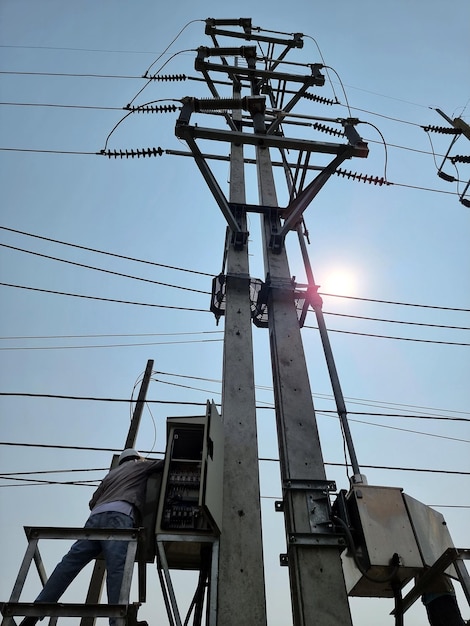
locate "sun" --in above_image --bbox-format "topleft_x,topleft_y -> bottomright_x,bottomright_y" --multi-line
319,268 -> 358,297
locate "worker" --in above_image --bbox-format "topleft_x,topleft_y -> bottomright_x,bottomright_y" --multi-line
422,572 -> 466,626
19,448 -> 163,626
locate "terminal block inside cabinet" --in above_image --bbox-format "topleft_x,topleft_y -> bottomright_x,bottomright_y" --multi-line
155,401 -> 224,569
161,431 -> 206,532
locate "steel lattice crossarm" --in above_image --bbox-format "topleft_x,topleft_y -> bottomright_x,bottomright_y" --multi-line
174,20 -> 369,252
425,108 -> 470,207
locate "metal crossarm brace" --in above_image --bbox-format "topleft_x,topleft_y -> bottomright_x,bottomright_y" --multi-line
198,68 -> 239,132
182,134 -> 245,241
266,80 -> 320,135
177,123 -> 365,155
205,21 -> 304,49
277,124 -> 368,240
195,61 -> 323,86
392,547 -> 470,615
195,46 -> 257,68
279,151 -> 352,240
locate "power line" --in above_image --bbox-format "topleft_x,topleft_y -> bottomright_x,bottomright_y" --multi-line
320,413 -> 470,444
0,243 -> 211,295
0,71 -> 139,79
0,441 -> 467,477
0,339 -> 223,351
153,370 -> 470,417
0,282 -> 210,312
323,310 -> 470,331
0,287 -> 466,345
3,243 -> 468,332
0,44 -> 159,54
0,101 -> 123,111
0,147 -> 96,155
0,143 -> 465,192
3,227 -> 469,312
0,226 -> 214,277
0,330 -> 223,340
260,457 -> 470,476
304,324 -> 469,346
0,392 -> 207,404
315,294 -> 470,312
1,393 -> 467,425
0,100 -> 442,159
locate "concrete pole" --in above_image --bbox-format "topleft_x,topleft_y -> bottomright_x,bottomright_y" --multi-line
256,145 -> 353,626
217,82 -> 268,624
125,359 -> 154,450
80,359 -> 154,626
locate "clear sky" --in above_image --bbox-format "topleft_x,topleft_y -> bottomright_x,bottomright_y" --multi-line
0,1 -> 469,625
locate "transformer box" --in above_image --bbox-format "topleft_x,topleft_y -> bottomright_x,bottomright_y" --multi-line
337,485 -> 424,597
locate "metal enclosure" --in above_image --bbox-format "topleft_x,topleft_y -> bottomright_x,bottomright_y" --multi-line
341,485 -> 423,597
155,401 -> 224,569
403,493 -> 457,578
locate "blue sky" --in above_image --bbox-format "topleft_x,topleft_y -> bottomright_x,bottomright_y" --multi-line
1,1 -> 469,624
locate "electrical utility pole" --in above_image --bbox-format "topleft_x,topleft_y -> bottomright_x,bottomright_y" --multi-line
175,19 -> 369,625
81,359 -> 154,626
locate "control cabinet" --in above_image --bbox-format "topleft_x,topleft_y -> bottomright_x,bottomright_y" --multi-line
155,401 -> 224,569
336,485 -> 423,597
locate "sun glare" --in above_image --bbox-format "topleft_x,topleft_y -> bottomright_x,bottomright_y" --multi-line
320,269 -> 358,297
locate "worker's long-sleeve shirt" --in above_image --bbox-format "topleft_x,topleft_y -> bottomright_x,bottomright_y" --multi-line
89,459 -> 163,519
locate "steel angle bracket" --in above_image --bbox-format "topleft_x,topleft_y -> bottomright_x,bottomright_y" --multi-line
283,478 -> 337,492
173,128 -> 247,246
282,479 -> 344,548
287,532 -> 347,548
230,203 -> 249,249
280,149 -> 358,239
277,122 -> 368,243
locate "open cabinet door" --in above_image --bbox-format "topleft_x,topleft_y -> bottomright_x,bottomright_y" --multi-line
200,400 -> 224,533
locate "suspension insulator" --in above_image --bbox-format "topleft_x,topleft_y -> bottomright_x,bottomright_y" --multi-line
312,122 -> 343,137
124,104 -> 179,114
335,168 -> 391,186
100,147 -> 164,159
422,125 -> 461,134
302,92 -> 336,106
450,155 -> 470,164
145,73 -> 187,82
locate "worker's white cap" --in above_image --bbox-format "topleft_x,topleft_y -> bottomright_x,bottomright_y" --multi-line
118,448 -> 141,465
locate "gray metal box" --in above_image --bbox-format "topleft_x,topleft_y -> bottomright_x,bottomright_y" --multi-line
403,493 -> 457,578
155,401 -> 224,569
342,485 -> 423,597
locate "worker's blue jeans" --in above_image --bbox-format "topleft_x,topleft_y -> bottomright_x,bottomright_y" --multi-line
35,511 -> 134,625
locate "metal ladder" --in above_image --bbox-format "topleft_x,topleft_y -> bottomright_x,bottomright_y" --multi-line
1,526 -> 147,626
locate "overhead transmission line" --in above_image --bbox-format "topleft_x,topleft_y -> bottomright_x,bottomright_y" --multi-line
0,285 -> 467,346
2,243 -> 468,331
0,441 -> 468,479
0,143 -> 463,195
0,243 -> 211,295
0,226 -> 214,276
2,226 -> 468,312
0,282 -> 210,313
1,390 -> 467,418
